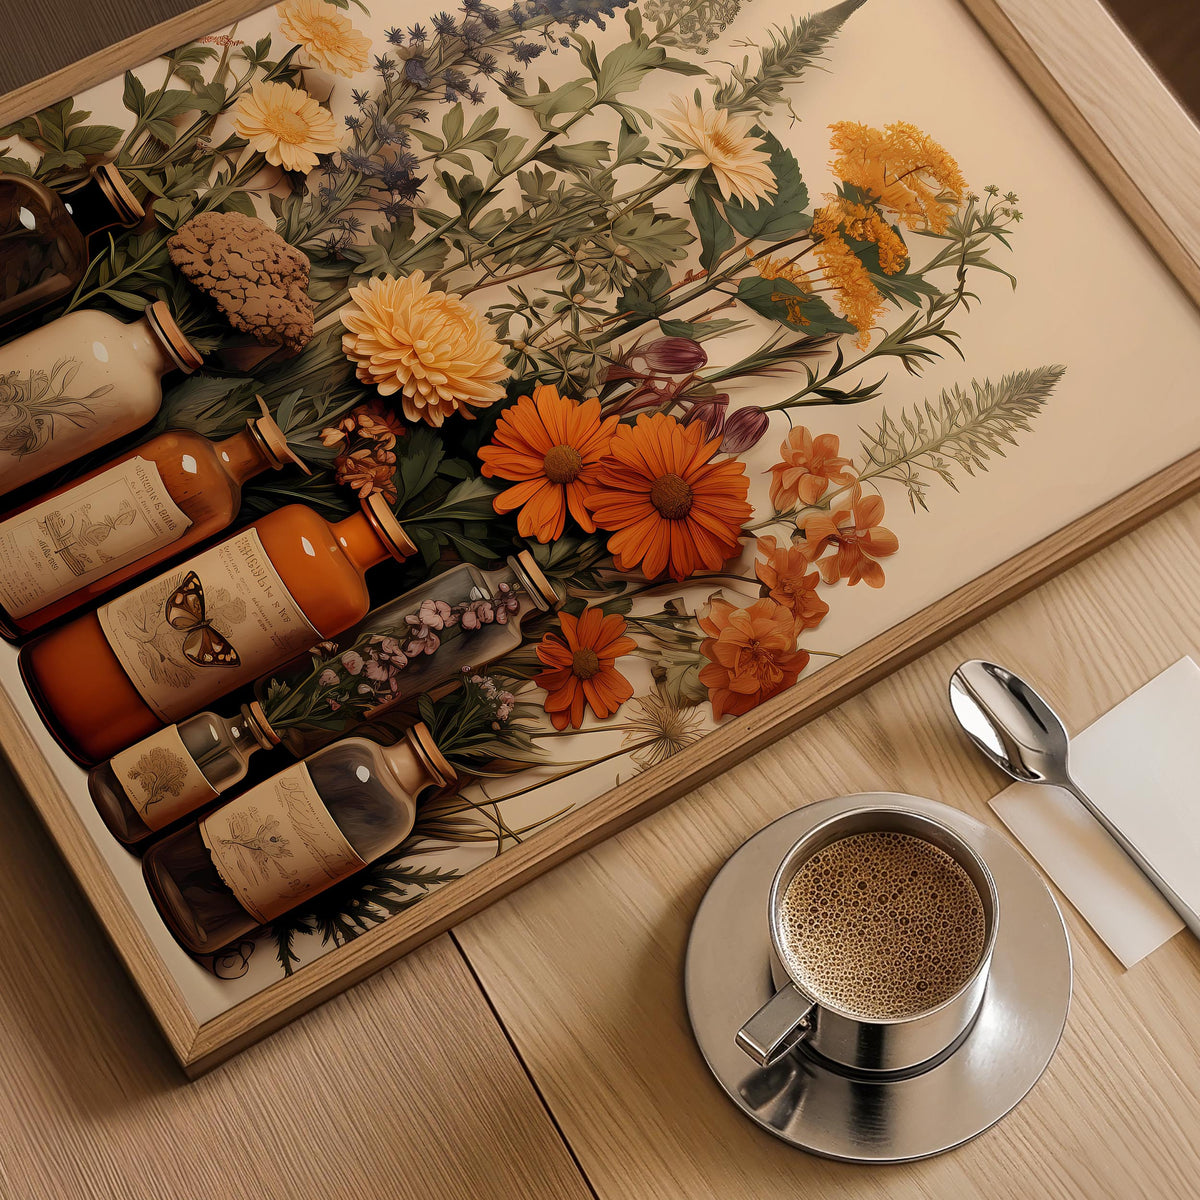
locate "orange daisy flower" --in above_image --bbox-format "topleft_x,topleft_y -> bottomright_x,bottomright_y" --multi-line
478,385 -> 619,543
585,413 -> 752,582
534,608 -> 637,730
754,534 -> 829,631
797,488 -> 899,588
768,425 -> 856,512
698,596 -> 810,721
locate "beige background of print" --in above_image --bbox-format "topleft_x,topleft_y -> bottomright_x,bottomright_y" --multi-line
0,0 -> 1198,1029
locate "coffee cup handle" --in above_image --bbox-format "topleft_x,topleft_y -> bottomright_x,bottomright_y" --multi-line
736,983 -> 815,1067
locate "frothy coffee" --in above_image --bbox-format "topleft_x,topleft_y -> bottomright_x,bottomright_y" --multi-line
778,831 -> 986,1020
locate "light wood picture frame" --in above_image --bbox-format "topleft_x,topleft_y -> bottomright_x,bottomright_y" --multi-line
0,0 -> 1197,1076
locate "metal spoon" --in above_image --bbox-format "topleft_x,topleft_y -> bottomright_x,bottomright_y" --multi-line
948,659 -> 1200,941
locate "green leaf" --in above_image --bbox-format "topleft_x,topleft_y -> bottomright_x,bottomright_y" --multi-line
690,183 -> 734,274
611,209 -> 693,270
593,35 -> 665,102
0,116 -> 40,142
537,140 -> 610,171
735,275 -> 854,334
842,228 -> 941,307
0,154 -> 31,175
505,78 -> 595,133
659,317 -> 745,340
217,191 -> 257,218
616,267 -> 671,319
64,123 -> 123,157
723,131 -> 809,239
122,71 -> 147,117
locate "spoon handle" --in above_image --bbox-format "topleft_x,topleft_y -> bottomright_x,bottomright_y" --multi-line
1061,778 -> 1200,941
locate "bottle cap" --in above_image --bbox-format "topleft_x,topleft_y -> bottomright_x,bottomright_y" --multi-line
513,549 -> 560,611
250,396 -> 310,474
241,701 -> 281,748
92,162 -> 145,226
407,722 -> 456,789
362,492 -> 417,563
144,300 -> 204,374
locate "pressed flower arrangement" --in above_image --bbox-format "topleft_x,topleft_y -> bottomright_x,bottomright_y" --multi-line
0,0 -> 1071,989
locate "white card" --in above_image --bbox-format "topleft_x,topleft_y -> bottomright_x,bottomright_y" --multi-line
990,659 -> 1197,968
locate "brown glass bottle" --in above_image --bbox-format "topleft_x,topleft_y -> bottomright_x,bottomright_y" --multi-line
0,164 -> 144,330
0,400 -> 306,639
20,494 -> 417,765
143,723 -> 453,955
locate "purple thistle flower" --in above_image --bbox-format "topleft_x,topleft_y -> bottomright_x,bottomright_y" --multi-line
351,88 -> 371,108
385,26 -> 405,44
374,54 -> 397,77
407,23 -> 427,41
432,11 -> 459,34
480,7 -> 501,28
472,51 -> 497,74
404,57 -> 431,86
501,69 -> 523,89
513,41 -> 544,63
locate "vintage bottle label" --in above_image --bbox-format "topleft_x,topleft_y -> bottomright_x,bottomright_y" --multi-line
199,762 -> 366,924
97,528 -> 318,723
0,456 -> 191,618
109,724 -> 220,832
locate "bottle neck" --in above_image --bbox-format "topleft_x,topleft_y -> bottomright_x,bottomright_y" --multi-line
331,510 -> 391,575
214,424 -> 280,488
61,170 -> 138,239
379,727 -> 454,800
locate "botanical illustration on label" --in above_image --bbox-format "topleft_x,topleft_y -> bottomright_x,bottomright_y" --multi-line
0,357 -> 110,459
0,457 -> 191,617
109,723 -> 219,831
97,528 -> 318,722
200,762 -> 365,924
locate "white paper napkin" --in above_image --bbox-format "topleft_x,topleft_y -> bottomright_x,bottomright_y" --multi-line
989,658 -> 1200,968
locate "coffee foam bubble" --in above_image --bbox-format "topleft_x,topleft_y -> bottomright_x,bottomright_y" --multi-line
778,831 -> 986,1020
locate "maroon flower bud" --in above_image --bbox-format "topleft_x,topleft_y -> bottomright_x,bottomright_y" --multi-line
720,406 -> 770,454
639,336 -> 707,374
681,393 -> 729,441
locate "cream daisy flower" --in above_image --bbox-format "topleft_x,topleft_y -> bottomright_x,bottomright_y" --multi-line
233,81 -> 339,173
340,272 -> 508,427
657,97 -> 777,208
276,0 -> 371,77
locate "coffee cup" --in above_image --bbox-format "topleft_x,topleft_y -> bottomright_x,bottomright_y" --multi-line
736,806 -> 999,1074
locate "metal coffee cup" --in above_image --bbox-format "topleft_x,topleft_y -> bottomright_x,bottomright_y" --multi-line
736,806 -> 999,1074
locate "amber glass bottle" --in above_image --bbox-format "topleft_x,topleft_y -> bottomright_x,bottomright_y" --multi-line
21,493 -> 416,765
0,164 -> 144,330
142,723 -> 453,955
88,552 -> 559,844
0,399 -> 306,638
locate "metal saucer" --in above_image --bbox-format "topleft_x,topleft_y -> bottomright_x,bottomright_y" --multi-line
684,792 -> 1072,1163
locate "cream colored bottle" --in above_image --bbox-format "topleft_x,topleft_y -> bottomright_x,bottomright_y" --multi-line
0,300 -> 202,498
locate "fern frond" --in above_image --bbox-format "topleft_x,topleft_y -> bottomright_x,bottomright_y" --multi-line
713,0 -> 866,116
856,364 -> 1065,511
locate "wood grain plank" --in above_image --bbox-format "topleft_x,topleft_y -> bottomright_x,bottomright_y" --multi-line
0,752 -> 593,1200
455,492 -> 1200,1200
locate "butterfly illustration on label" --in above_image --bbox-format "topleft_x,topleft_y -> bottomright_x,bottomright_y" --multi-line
165,571 -> 241,668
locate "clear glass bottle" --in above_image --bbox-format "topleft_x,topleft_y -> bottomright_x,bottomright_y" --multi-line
21,493 -> 417,765
90,700 -> 280,845
85,551 -> 559,841
0,300 -> 202,499
257,550 -> 559,756
142,722 -> 454,955
0,399 -> 306,638
0,164 -> 145,331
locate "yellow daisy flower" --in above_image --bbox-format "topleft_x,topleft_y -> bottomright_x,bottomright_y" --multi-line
276,0 -> 371,77
657,97 -> 777,208
233,81 -> 339,174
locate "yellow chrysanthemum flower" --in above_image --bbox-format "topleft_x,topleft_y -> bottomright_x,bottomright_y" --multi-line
340,272 -> 508,427
276,0 -> 371,77
657,97 -> 777,208
233,81 -> 339,173
828,120 -> 967,233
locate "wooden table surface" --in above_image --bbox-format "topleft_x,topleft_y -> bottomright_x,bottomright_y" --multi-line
3,4 -> 1200,1199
